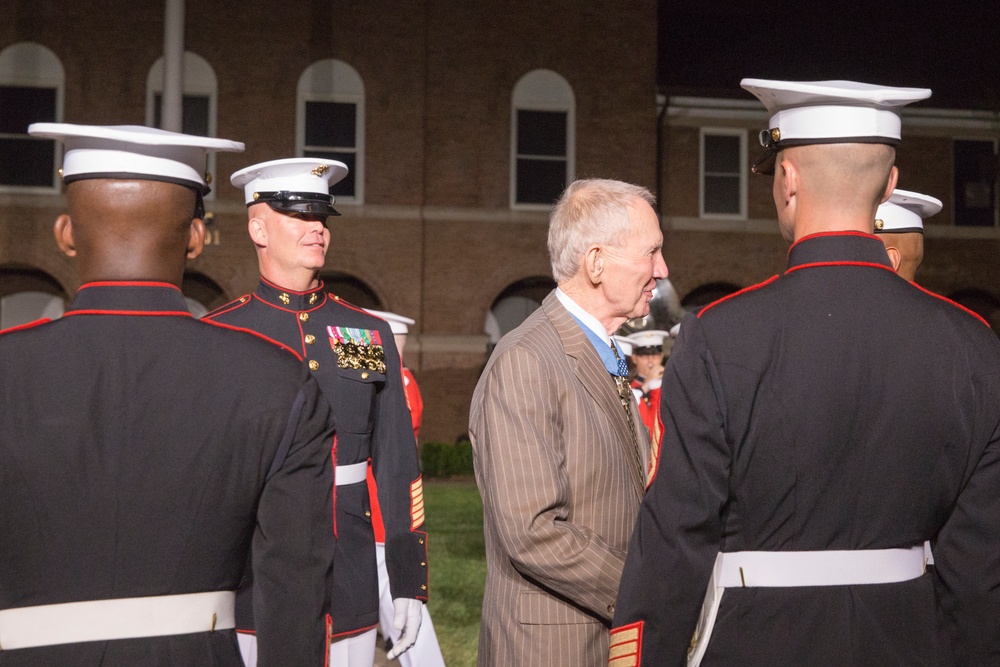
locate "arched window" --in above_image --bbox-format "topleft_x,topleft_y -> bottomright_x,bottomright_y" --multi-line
0,267 -> 67,328
298,60 -> 365,204
0,42 -> 64,191
485,276 -> 557,346
182,271 -> 227,318
510,69 -> 575,208
681,282 -> 742,309
146,52 -> 219,194
320,271 -> 381,310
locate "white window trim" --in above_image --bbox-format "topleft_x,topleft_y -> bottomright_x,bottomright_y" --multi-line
0,42 -> 65,194
510,69 -> 575,211
699,127 -> 747,220
145,52 -> 219,199
296,60 -> 365,205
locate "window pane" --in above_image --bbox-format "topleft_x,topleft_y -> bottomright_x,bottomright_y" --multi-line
954,140 -> 996,227
517,110 -> 567,156
516,158 -> 566,205
704,175 -> 740,215
305,101 -> 356,148
0,86 -> 57,133
304,149 -> 356,198
183,95 -> 210,136
0,137 -> 55,186
704,134 -> 740,174
153,94 -> 210,136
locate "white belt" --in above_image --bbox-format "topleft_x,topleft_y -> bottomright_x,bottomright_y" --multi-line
0,591 -> 235,651
714,545 -> 928,588
689,544 -> 931,666
335,461 -> 369,486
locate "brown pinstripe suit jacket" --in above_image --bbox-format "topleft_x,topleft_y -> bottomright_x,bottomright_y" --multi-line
469,291 -> 648,667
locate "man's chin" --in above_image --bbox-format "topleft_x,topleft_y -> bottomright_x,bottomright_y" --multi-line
627,303 -> 652,320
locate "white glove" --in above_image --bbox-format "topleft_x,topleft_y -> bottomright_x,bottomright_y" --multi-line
385,597 -> 423,660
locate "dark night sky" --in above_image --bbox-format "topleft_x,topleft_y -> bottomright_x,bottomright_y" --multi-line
658,1 -> 1000,110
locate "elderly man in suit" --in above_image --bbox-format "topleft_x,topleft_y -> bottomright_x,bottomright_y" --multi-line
469,178 -> 668,667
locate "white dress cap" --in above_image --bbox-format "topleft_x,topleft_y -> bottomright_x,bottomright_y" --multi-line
231,157 -> 349,217
739,79 -> 931,173
875,189 -> 942,233
365,309 -> 415,335
612,334 -> 634,357
27,123 -> 244,191
626,329 -> 670,353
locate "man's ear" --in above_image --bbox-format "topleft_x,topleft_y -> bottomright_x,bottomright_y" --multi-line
779,158 -> 799,205
248,216 -> 267,248
583,245 -> 603,284
885,245 -> 901,271
881,165 -> 899,204
186,217 -> 206,260
53,214 -> 76,257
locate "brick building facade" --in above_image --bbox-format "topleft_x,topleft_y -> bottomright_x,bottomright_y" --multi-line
3,1 -> 998,443
660,96 -> 1000,322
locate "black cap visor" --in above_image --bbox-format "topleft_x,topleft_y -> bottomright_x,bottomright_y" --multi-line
254,191 -> 341,218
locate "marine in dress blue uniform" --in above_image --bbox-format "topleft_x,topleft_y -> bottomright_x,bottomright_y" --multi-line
874,188 -> 941,282
611,81 -> 1000,666
0,125 -> 336,666
204,158 -> 427,665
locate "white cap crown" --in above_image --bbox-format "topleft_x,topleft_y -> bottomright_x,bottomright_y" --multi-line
739,79 -> 931,174
231,157 -> 348,217
28,123 -> 244,191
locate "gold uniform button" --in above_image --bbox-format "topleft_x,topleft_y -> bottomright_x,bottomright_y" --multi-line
421,585 -> 427,591
308,360 -> 319,371
361,371 -> 369,379
420,561 -> 426,567
305,334 -> 316,344
299,312 -> 309,322
365,510 -> 371,517
418,538 -> 424,545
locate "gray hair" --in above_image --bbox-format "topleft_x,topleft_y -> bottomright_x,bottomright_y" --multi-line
547,179 -> 656,283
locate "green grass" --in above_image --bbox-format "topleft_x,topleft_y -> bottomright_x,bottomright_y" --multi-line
425,479 -> 485,667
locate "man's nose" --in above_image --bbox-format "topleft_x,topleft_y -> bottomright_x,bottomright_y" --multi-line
654,252 -> 668,279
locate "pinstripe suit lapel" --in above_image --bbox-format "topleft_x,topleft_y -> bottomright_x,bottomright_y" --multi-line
542,293 -> 639,468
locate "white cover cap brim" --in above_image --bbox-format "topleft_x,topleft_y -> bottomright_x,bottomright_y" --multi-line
626,329 -> 671,350
365,309 -> 415,335
875,188 -> 942,233
28,123 -> 244,189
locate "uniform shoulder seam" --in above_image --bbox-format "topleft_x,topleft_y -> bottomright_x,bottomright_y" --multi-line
0,318 -> 51,337
204,296 -> 252,319
912,284 -> 992,328
697,275 -> 780,318
201,320 -> 304,360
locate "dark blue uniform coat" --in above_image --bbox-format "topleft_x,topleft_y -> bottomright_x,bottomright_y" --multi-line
612,233 -> 1000,666
0,282 -> 336,666
206,278 -> 427,639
